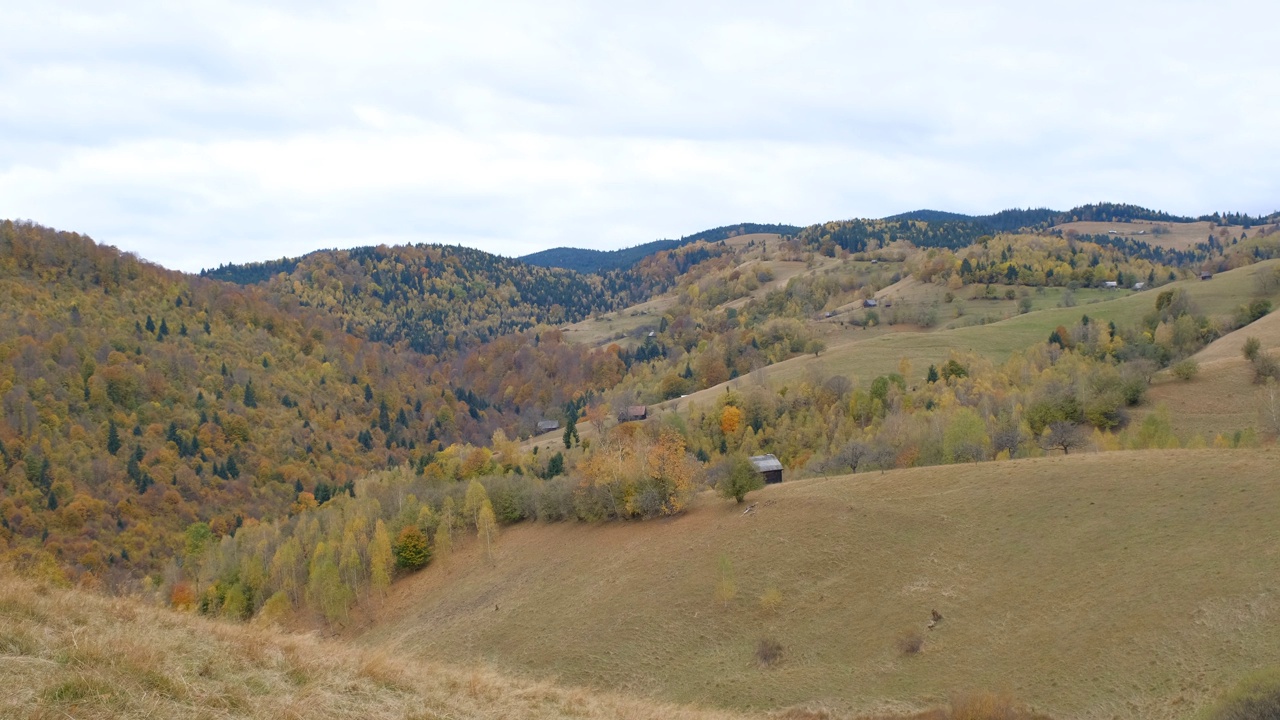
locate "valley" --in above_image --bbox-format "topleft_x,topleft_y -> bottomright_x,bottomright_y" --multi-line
3,203 -> 1280,719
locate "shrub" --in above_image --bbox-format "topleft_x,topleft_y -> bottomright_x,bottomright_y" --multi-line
1236,299 -> 1272,326
1252,353 -> 1280,384
1243,336 -> 1262,362
1199,668 -> 1280,720
1172,358 -> 1200,381
897,629 -> 924,655
755,637 -> 784,667
759,587 -> 783,614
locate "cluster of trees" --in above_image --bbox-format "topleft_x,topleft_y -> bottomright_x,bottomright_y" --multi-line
183,419 -> 704,624
795,217 -> 990,253
905,234 -> 1178,289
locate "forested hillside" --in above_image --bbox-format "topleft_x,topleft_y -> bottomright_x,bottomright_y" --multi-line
884,203 -> 1280,236
520,223 -> 801,273
0,222 -> 552,587
202,242 -> 730,357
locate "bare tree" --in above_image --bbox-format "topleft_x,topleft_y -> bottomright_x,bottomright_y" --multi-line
825,439 -> 869,474
990,418 -> 1026,457
1041,421 -> 1087,455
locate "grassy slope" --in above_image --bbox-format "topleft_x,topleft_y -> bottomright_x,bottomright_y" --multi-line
1050,220 -> 1225,250
359,448 -> 1280,720
0,571 -> 755,720
1135,303 -> 1280,439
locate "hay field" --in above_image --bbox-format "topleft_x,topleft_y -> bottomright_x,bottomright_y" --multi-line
360,449 -> 1280,720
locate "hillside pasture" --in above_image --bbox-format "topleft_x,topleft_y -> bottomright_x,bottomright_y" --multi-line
360,449 -> 1280,720
662,259 -> 1280,409
1050,220 -> 1258,251
1132,304 -> 1280,439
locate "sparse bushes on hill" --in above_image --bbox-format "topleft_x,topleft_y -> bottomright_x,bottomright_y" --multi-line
1243,337 -> 1280,383
1173,358 -> 1200,381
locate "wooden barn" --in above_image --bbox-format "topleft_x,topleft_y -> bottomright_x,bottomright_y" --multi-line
617,405 -> 648,423
535,420 -> 560,435
749,454 -> 784,484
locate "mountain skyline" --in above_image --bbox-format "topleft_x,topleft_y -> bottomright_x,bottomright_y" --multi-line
3,2 -> 1279,272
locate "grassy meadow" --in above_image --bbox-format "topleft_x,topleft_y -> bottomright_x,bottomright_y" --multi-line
357,449 -> 1280,720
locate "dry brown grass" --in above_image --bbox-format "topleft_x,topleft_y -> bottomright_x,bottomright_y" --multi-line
0,568 -> 1049,720
361,449 -> 1280,720
0,570 -> 762,720
1192,307 -> 1280,364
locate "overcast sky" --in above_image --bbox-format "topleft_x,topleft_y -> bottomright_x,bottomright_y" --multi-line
2,1 -> 1278,272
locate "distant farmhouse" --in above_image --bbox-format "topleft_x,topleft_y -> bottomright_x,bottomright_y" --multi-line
1200,271 -> 1213,281
617,405 -> 648,423
535,420 -> 560,435
749,454 -> 784,484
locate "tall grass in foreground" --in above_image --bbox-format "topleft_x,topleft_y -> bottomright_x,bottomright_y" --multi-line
0,569 -> 750,720
0,566 -> 1062,719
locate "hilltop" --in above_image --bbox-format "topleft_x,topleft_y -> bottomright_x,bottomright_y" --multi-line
520,223 -> 802,274
357,449 -> 1280,719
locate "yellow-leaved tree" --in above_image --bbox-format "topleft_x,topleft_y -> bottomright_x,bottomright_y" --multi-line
477,498 -> 498,563
368,519 -> 393,599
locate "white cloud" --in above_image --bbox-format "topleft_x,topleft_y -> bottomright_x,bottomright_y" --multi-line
1,1 -> 1278,271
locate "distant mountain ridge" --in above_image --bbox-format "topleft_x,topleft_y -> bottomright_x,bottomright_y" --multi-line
885,203 -> 1280,232
519,222 -> 801,273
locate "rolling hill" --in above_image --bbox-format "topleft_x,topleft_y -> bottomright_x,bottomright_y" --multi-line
356,449 -> 1280,719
